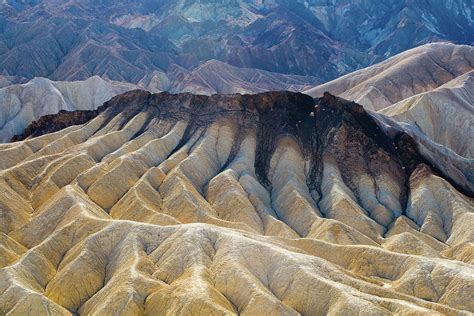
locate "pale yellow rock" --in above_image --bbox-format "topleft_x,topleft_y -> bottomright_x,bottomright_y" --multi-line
269,137 -> 320,236
320,154 -> 384,243
380,71 -> 474,158
442,242 -> 474,264
406,164 -> 474,245
384,216 -> 447,256
206,169 -> 264,234
0,178 -> 32,234
0,103 -> 473,316
0,76 -> 140,143
226,131 -> 299,238
0,232 -> 27,268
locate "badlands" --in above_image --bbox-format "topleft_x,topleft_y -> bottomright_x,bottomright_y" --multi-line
0,76 -> 139,143
306,43 -> 474,159
0,90 -> 473,315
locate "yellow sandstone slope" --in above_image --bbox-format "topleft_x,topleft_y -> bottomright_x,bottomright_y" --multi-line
0,90 -> 473,315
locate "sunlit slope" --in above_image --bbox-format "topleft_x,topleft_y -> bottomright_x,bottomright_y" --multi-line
305,43 -> 474,111
379,70 -> 473,158
0,91 -> 473,315
0,76 -> 138,143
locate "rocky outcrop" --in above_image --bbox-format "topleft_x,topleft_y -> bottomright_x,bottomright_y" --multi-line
1,90 -> 473,315
11,102 -> 111,142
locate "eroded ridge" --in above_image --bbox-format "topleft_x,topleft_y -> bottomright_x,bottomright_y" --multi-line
1,90 -> 473,315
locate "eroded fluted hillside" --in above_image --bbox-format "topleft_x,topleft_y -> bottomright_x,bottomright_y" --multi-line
0,76 -> 139,143
0,90 -> 473,315
380,70 -> 474,159
305,43 -> 474,111
167,60 -> 321,95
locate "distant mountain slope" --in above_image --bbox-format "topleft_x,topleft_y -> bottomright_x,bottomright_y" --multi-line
380,70 -> 474,158
0,75 -> 27,88
0,61 -> 320,143
0,76 -> 138,142
0,1 -> 472,88
305,43 -> 474,110
168,60 -> 321,95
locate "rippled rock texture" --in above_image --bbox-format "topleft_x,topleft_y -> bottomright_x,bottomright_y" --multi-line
380,70 -> 474,159
0,76 -> 138,143
306,43 -> 474,160
305,43 -> 474,111
0,90 -> 473,315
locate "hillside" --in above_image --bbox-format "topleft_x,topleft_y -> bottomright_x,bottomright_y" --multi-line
0,76 -> 139,142
168,59 -> 321,95
0,91 -> 473,315
305,43 -> 474,110
380,70 -> 474,158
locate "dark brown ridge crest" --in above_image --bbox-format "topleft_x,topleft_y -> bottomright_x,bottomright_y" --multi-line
10,89 -> 150,142
10,90 -> 473,198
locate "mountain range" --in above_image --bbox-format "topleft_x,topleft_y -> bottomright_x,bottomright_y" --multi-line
0,1 -> 473,315
305,43 -> 474,110
3,43 -> 472,162
1,0 -> 473,89
1,90 -> 473,315
306,42 -> 474,159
